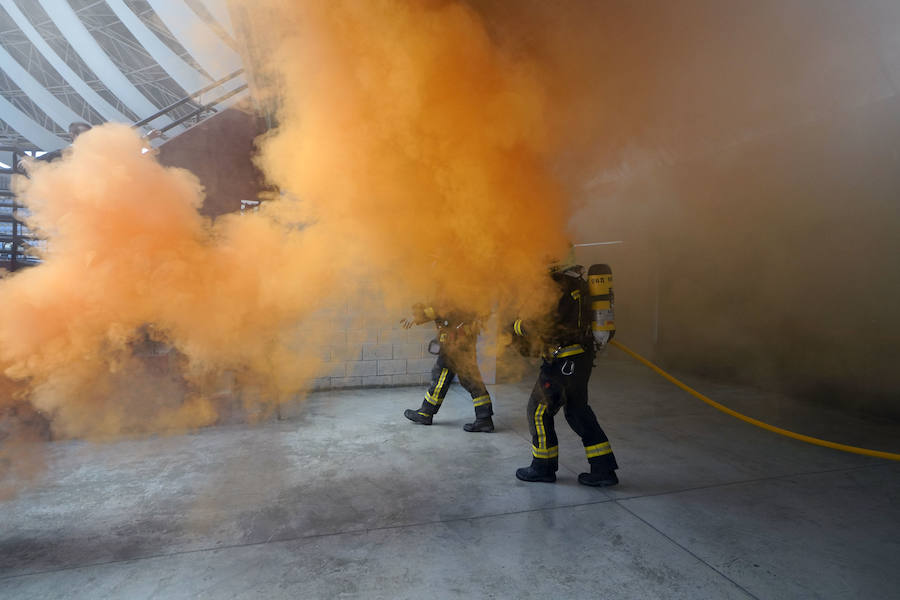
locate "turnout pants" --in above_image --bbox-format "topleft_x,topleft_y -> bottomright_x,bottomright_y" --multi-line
413,343 -> 493,420
527,351 -> 618,472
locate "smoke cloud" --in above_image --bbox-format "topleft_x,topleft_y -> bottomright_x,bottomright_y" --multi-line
468,0 -> 900,413
2,124 -> 341,440
247,0 -> 570,313
4,0 -> 896,499
0,0 -> 576,483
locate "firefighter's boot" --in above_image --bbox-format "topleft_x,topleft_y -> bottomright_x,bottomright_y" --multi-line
403,409 -> 433,425
515,458 -> 557,483
577,464 -> 619,487
463,417 -> 494,433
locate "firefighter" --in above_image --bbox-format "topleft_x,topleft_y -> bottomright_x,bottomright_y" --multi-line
510,260 -> 619,486
402,303 -> 494,432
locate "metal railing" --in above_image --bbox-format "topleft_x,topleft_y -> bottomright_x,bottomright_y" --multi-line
0,147 -> 38,271
133,69 -> 247,140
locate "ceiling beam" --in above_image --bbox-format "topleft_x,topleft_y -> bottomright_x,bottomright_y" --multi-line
0,93 -> 66,150
0,0 -> 129,123
0,44 -> 84,131
35,0 -> 170,127
145,0 -> 240,81
106,0 -> 208,94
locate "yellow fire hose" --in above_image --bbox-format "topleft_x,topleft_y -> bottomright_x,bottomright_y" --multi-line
610,340 -> 900,462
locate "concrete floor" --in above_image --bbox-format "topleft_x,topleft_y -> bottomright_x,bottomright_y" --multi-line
1,352 -> 898,599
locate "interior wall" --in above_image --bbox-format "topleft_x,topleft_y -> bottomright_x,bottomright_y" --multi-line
156,103 -> 265,218
548,0 -> 900,416
650,96 -> 899,414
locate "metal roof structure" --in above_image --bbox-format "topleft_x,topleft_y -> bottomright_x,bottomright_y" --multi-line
0,0 -> 245,151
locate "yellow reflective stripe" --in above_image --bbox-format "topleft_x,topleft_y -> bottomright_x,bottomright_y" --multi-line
424,306 -> 436,319
585,442 -> 612,458
425,368 -> 450,405
531,445 -> 559,459
570,290 -> 581,300
434,368 -> 449,395
556,344 -> 584,358
535,403 -> 547,450
514,319 -> 524,336
472,395 -> 491,407
417,411 -> 431,417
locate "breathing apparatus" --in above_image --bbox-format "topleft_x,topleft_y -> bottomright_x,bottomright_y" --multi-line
587,263 -> 615,348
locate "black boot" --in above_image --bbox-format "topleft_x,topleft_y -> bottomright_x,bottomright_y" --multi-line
578,466 -> 618,487
404,409 -> 433,425
463,417 -> 494,432
515,459 -> 557,483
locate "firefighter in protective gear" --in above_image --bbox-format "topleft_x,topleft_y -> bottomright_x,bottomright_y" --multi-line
510,262 -> 619,486
402,303 -> 494,432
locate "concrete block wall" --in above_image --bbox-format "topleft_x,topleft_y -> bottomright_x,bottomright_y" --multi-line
304,302 -> 497,392
306,303 -> 437,391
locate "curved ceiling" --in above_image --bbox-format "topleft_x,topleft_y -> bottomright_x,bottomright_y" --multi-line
0,0 -> 245,151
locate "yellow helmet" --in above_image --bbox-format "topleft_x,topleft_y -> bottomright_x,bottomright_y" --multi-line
548,245 -> 579,274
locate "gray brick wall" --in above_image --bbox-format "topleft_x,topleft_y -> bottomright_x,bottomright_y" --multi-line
308,304 -> 496,391
307,304 -> 432,390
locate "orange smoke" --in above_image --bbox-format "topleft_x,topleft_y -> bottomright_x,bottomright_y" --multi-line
0,0 -> 575,448
248,0 -> 571,314
2,125 -> 335,439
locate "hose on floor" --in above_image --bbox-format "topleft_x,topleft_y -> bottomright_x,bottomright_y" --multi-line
610,340 -> 900,462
